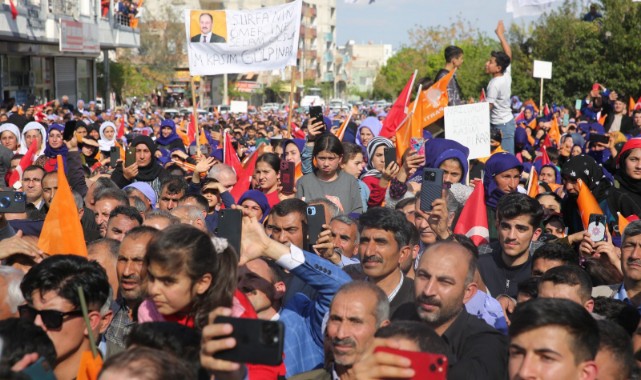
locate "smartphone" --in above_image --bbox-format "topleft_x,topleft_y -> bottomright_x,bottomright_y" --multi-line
213,316 -> 284,366
374,347 -> 447,380
0,191 -> 26,213
384,147 -> 397,168
588,213 -> 607,242
125,147 -> 136,167
589,133 -> 609,145
410,137 -> 425,156
420,168 -> 444,212
63,120 -> 77,141
309,106 -> 326,133
280,161 -> 295,194
306,204 -> 326,251
110,146 -> 120,167
20,357 -> 56,380
217,209 -> 242,256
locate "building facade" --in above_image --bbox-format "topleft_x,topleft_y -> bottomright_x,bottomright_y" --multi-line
0,0 -> 139,106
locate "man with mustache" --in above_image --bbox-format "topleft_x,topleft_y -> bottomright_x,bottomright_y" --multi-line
356,207 -> 415,316
104,226 -> 160,356
289,281 -> 390,380
394,240 -> 508,379
615,220 -> 641,312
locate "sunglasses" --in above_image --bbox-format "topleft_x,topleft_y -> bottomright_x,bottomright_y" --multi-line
18,304 -> 84,330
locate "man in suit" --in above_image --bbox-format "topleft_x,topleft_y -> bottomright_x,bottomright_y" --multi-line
191,13 -> 226,43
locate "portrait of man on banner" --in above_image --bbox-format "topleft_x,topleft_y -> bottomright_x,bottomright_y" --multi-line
190,11 -> 226,43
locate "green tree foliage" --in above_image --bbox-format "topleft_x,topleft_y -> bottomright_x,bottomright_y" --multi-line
375,0 -> 641,106
372,18 -> 497,101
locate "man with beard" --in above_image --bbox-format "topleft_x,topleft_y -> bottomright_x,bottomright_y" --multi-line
289,281 -> 390,380
104,226 -> 160,356
393,241 -> 508,379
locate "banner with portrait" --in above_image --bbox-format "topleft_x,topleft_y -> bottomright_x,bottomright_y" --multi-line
184,0 -> 302,76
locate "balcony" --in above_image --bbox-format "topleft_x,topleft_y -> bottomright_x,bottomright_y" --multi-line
323,72 -> 334,82
302,4 -> 316,18
300,25 -> 317,39
0,0 -> 139,50
325,32 -> 333,43
324,51 -> 333,62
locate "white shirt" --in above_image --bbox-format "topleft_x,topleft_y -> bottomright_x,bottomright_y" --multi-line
201,33 -> 212,43
486,65 -> 513,124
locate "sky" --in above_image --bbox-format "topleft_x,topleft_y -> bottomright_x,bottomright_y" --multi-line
335,0 -> 574,49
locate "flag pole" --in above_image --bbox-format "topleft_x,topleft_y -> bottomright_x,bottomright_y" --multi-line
287,66 -> 296,136
539,77 -> 544,116
190,77 -> 201,158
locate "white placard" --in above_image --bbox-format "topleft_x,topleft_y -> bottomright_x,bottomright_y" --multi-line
230,100 -> 248,113
444,103 -> 491,160
533,60 -> 553,79
184,0 -> 302,76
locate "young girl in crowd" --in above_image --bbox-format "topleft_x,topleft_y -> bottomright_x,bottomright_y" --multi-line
138,224 -> 238,329
360,136 -> 398,208
98,121 -> 118,159
296,134 -> 363,214
255,152 -> 281,207
41,124 -> 68,172
137,225 -> 284,378
340,142 -> 369,212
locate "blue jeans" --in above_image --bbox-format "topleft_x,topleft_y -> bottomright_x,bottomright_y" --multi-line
492,118 -> 516,155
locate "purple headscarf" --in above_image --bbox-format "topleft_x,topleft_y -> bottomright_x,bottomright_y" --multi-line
43,123 -> 69,159
484,152 -> 523,209
156,119 -> 182,146
355,117 -> 383,147
238,190 -> 271,222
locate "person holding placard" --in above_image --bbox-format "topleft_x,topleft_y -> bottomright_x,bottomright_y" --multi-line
485,20 -> 515,155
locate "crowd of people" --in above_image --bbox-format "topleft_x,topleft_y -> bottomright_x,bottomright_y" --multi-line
0,19 -> 640,380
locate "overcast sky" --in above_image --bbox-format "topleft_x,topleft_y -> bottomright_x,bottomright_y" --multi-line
335,0 -> 579,49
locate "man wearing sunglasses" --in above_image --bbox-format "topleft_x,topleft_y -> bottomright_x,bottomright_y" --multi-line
19,255 -> 112,380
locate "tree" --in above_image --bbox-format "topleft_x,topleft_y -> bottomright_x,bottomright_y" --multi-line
373,18 -> 496,101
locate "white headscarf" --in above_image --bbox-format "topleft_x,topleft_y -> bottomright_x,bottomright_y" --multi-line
19,121 -> 47,158
98,121 -> 117,152
0,123 -> 21,153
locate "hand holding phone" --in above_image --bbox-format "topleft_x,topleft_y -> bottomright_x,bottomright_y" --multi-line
371,346 -> 448,380
213,316 -> 284,366
309,106 -> 326,134
280,161 -> 295,194
588,214 -> 606,242
384,147 -> 397,168
306,205 -> 326,252
420,168 -> 444,212
217,209 -> 242,256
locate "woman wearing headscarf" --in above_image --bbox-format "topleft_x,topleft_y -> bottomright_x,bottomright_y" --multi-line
484,152 -> 523,241
355,116 -> 382,148
111,135 -> 170,197
516,105 -> 537,129
98,121 -> 118,158
39,124 -> 68,172
561,154 -> 641,238
19,121 -> 47,160
0,123 -> 21,153
238,189 -> 271,223
155,119 -> 186,154
360,136 -> 398,208
614,138 -> 641,207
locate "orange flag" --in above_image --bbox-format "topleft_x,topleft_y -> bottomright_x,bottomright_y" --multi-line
294,161 -> 303,182
527,166 -> 539,198
548,116 -> 561,146
333,109 -> 353,141
619,212 -> 630,233
410,69 -> 455,130
394,114 -> 415,162
598,114 -> 607,126
577,179 -> 604,230
630,96 -> 636,117
38,156 -> 88,256
76,351 -> 103,380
